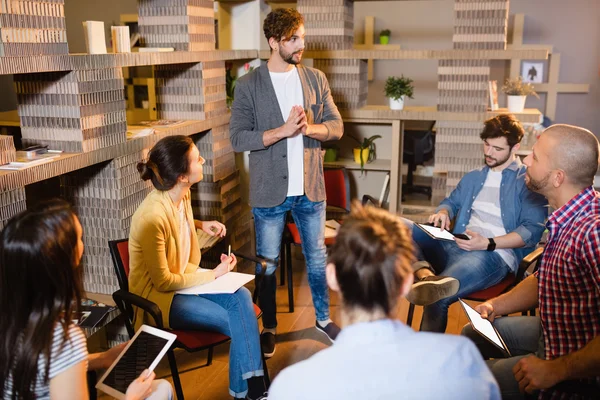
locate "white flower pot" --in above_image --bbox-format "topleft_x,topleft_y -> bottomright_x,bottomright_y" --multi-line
389,96 -> 405,110
507,95 -> 526,113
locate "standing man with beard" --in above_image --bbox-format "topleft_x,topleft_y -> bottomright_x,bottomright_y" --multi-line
462,124 -> 600,399
230,8 -> 343,358
405,114 -> 547,333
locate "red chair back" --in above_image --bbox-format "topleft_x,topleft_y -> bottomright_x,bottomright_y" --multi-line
108,239 -> 130,292
117,241 -> 130,277
324,168 -> 351,211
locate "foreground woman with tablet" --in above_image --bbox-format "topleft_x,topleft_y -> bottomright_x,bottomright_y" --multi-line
129,136 -> 267,400
0,200 -> 171,400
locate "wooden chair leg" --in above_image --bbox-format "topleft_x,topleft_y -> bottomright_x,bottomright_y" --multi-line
406,303 -> 415,328
287,242 -> 294,313
167,349 -> 185,400
206,346 -> 214,366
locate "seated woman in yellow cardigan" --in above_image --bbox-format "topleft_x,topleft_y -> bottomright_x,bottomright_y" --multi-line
129,135 -> 267,400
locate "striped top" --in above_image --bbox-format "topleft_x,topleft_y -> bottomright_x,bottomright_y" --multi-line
4,323 -> 88,399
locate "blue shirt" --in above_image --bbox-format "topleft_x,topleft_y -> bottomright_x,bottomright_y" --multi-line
436,159 -> 547,268
269,319 -> 501,400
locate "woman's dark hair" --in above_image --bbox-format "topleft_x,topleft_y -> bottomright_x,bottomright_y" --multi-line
137,135 -> 195,190
480,114 -> 524,149
263,8 -> 304,48
327,203 -> 414,316
0,199 -> 83,400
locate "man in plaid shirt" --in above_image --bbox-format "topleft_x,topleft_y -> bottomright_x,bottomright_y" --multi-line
462,124 -> 600,399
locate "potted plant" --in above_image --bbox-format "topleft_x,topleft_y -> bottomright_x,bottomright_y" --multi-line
501,76 -> 539,113
379,29 -> 391,45
348,134 -> 382,172
384,75 -> 414,110
226,62 -> 254,108
323,144 -> 339,162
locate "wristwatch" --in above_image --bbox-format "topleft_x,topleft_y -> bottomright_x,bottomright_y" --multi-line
487,238 -> 496,252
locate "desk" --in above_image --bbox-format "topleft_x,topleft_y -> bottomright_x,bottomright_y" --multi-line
325,118 -> 403,213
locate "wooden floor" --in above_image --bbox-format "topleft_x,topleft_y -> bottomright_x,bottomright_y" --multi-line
99,249 -> 473,400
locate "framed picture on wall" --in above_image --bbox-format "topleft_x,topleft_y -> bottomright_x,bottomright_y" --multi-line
522,62 -> 544,83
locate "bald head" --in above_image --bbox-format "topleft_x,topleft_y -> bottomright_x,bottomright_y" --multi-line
543,124 -> 599,188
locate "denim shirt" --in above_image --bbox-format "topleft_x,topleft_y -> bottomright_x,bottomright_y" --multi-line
436,159 -> 547,265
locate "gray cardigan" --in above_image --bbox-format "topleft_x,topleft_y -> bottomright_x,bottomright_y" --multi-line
230,63 -> 343,208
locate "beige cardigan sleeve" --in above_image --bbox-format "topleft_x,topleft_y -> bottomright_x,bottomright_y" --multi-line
137,213 -> 215,292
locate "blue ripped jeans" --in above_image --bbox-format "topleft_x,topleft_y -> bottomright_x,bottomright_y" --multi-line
252,195 -> 329,328
169,288 -> 263,398
411,222 -> 510,333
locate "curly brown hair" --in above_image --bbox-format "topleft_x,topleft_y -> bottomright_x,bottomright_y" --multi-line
263,8 -> 304,50
480,114 -> 524,149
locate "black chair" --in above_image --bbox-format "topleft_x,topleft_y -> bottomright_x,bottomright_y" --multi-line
109,239 -> 270,400
403,121 -> 435,200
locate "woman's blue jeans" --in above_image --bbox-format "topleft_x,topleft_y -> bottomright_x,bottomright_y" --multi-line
410,223 -> 511,333
252,195 -> 329,328
169,287 -> 263,398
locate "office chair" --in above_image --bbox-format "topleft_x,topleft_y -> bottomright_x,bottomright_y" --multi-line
109,239 -> 270,400
403,121 -> 435,200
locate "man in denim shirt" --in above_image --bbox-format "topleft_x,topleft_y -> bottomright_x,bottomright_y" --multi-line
406,114 -> 547,333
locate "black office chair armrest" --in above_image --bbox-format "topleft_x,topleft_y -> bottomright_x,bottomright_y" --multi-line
112,289 -> 165,331
233,252 -> 267,304
516,246 -> 544,281
233,251 -> 267,277
362,194 -> 380,207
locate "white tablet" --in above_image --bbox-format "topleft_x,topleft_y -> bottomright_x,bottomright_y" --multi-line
96,325 -> 177,400
415,223 -> 457,241
459,299 -> 512,357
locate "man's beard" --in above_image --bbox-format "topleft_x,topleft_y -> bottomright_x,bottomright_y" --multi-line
280,47 -> 303,65
484,152 -> 511,169
526,171 -> 552,192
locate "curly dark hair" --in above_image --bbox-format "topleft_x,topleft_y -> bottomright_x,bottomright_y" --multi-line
480,114 -> 525,149
263,8 -> 304,50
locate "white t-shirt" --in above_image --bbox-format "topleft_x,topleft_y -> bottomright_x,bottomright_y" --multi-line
466,170 -> 517,271
178,202 -> 191,274
269,67 -> 304,196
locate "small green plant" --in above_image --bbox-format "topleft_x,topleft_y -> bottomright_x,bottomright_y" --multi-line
380,29 -> 391,37
226,62 -> 255,108
501,76 -> 539,98
348,134 -> 382,172
384,75 -> 414,101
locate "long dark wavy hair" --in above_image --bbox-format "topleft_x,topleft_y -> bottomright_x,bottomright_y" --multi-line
0,199 -> 83,400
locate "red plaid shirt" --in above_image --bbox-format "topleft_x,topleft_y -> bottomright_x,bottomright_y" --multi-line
537,186 -> 600,399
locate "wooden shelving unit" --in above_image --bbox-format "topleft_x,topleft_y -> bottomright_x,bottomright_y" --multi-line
0,116 -> 231,191
0,50 -> 259,75
257,48 -> 548,61
340,106 -> 543,123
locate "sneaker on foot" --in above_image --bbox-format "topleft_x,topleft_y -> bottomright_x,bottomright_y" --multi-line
406,275 -> 460,306
315,321 -> 341,343
260,332 -> 276,358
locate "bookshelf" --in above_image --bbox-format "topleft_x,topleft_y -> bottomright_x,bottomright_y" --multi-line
0,0 -> 550,296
